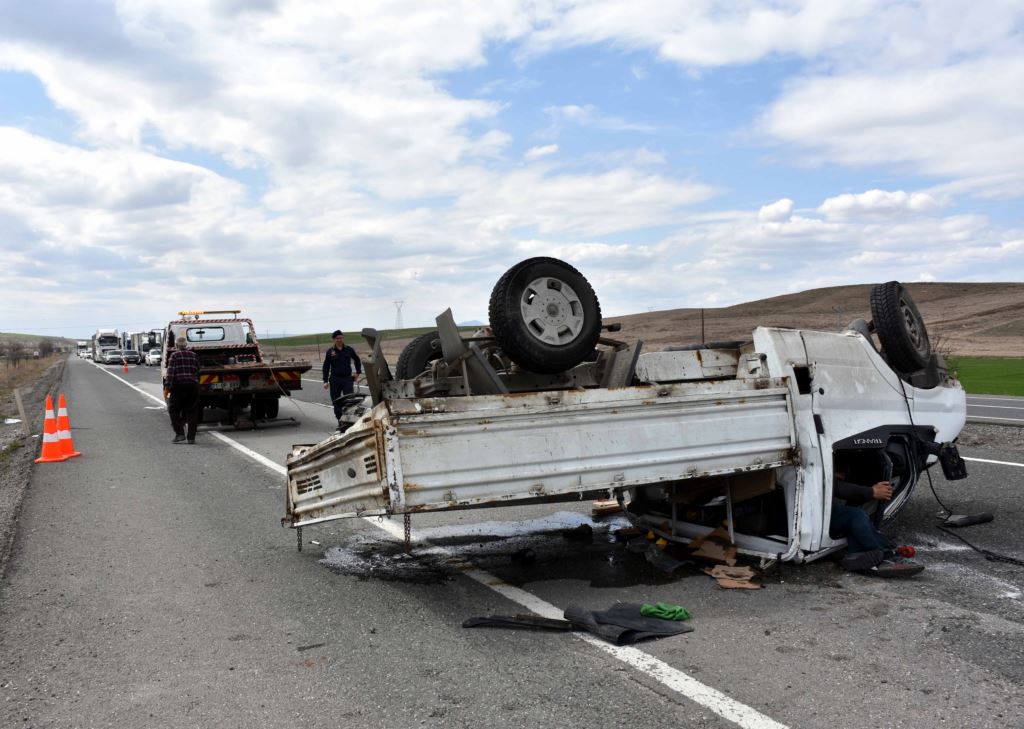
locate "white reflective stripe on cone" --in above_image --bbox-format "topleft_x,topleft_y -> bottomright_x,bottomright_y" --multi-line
41,432 -> 60,442
58,408 -> 68,416
57,430 -> 71,439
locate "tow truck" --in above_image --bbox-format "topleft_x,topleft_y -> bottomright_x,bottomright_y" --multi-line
163,310 -> 312,426
283,259 -> 967,563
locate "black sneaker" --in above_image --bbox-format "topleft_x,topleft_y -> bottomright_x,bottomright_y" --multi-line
172,434 -> 186,444
840,549 -> 884,572
872,557 -> 925,578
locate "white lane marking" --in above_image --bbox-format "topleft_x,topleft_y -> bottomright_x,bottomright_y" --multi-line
91,362 -> 165,406
963,456 -> 1024,468
94,360 -> 790,729
966,415 -> 1024,423
208,431 -> 289,477
967,396 -> 1024,403
967,404 -> 1024,411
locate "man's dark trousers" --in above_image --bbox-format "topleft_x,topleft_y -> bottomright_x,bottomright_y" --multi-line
329,376 -> 354,419
830,504 -> 892,554
168,382 -> 200,440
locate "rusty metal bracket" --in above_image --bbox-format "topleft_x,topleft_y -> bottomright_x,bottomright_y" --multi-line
361,327 -> 394,405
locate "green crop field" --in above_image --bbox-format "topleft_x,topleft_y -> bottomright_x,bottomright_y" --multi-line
262,326 -> 476,348
949,357 -> 1024,396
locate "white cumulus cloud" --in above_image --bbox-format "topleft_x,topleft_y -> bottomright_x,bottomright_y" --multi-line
818,190 -> 942,220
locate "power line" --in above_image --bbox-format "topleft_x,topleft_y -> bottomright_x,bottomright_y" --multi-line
394,300 -> 404,330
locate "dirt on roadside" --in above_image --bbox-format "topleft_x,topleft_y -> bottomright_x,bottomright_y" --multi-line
0,358 -> 66,579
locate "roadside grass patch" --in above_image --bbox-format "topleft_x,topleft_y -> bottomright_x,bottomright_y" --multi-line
0,440 -> 24,463
949,357 -> 1024,396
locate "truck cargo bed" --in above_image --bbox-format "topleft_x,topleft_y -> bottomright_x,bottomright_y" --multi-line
284,378 -> 795,527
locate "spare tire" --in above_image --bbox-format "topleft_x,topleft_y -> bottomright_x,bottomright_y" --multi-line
488,257 -> 602,374
869,281 -> 931,372
395,330 -> 443,379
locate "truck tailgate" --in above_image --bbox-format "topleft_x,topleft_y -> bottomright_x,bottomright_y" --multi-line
285,379 -> 795,527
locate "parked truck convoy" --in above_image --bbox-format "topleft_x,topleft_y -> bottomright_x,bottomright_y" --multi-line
162,311 -> 312,422
284,257 -> 967,564
128,330 -> 163,362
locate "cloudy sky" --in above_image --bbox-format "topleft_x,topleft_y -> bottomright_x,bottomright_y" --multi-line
1,0 -> 1022,338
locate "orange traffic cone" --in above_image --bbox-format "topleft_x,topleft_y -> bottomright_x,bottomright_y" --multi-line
56,393 -> 81,459
34,395 -> 67,463
122,359 -> 129,373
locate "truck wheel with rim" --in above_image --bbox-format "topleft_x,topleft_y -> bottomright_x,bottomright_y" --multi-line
869,281 -> 931,373
395,331 -> 443,379
263,396 -> 280,419
488,257 -> 602,374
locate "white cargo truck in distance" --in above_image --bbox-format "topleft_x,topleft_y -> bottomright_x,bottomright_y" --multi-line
91,329 -> 119,361
284,258 -> 968,565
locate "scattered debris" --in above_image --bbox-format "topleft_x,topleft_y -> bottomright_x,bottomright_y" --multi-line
640,602 -> 691,620
463,614 -> 573,631
614,526 -> 643,541
464,603 -> 695,645
563,603 -> 693,645
643,545 -> 691,574
704,564 -> 762,589
561,523 -> 593,541
688,526 -> 738,566
591,499 -> 620,518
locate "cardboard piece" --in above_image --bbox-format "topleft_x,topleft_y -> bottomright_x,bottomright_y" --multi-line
704,565 -> 762,589
591,499 -> 621,517
687,526 -> 737,566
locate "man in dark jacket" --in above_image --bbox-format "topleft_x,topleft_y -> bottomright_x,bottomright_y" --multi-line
322,330 -> 362,419
164,336 -> 201,444
831,454 -> 923,576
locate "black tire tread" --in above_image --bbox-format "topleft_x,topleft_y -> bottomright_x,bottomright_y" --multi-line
489,257 -> 601,374
395,330 -> 443,379
869,281 -> 930,373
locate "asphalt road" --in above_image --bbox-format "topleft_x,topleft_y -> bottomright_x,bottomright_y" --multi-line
966,395 -> 1024,425
1,358 -> 1022,728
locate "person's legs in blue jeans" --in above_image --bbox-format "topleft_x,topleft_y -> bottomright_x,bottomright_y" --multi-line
830,504 -> 892,554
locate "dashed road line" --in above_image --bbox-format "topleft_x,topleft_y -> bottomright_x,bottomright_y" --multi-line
91,359 -> 790,729
963,456 -> 1024,468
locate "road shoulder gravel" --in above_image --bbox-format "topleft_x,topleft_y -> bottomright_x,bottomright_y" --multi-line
0,358 -> 66,579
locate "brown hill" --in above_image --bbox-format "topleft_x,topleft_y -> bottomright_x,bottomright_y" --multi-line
605,282 -> 1024,357
277,282 -> 1024,365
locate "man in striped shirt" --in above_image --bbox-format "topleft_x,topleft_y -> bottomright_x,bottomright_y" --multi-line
164,336 -> 201,444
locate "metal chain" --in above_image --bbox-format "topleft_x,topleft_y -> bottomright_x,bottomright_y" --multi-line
297,526 -> 303,552
403,513 -> 412,553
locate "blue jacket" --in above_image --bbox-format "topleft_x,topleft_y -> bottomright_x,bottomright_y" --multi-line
322,345 -> 362,381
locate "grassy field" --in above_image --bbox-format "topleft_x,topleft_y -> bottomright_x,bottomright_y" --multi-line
0,332 -> 72,345
0,355 -> 62,418
262,326 -> 476,348
950,357 -> 1024,396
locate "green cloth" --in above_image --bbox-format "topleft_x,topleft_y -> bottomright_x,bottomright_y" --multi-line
640,602 -> 691,621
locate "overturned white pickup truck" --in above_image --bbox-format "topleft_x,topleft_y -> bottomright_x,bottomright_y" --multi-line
284,258 -> 966,563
